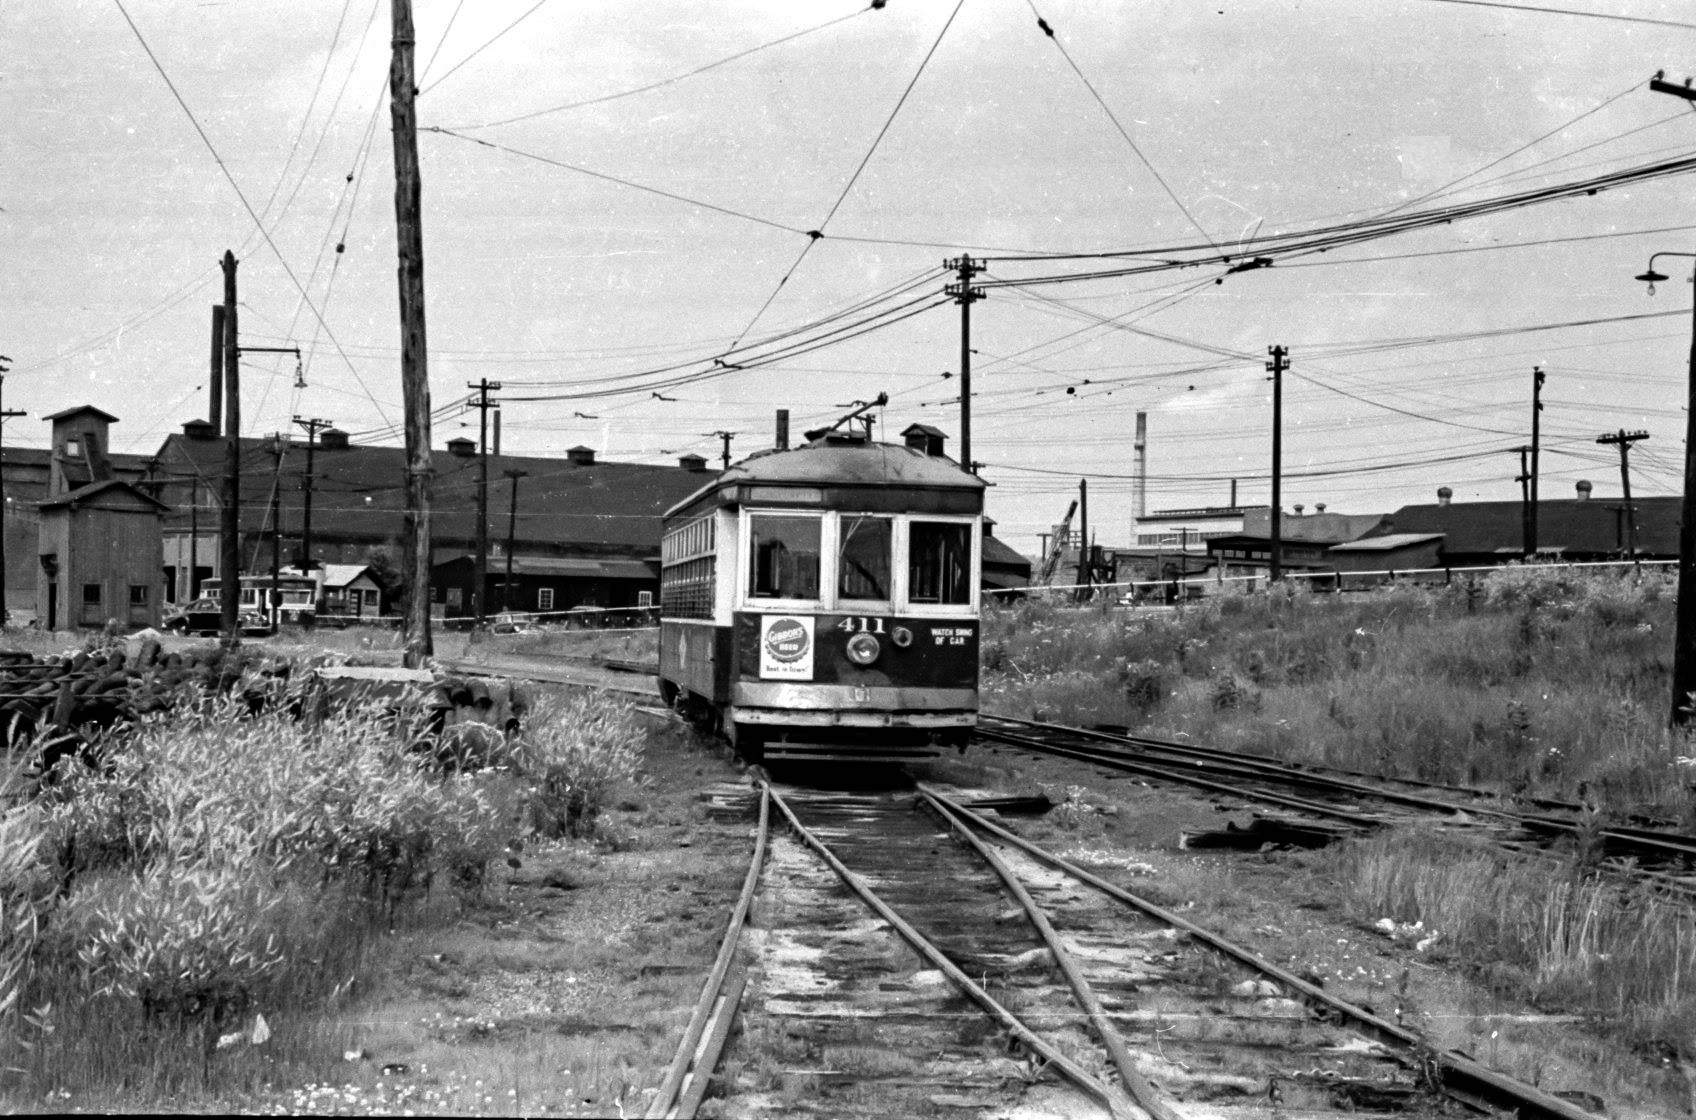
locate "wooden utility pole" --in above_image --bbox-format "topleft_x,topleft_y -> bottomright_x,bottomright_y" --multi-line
209,306 -> 224,435
467,379 -> 501,624
1516,446 -> 1532,558
1076,477 -> 1089,597
268,434 -> 285,631
0,360 -> 19,625
291,416 -> 331,571
1598,429 -> 1649,571
945,255 -> 984,472
1267,345 -> 1288,581
220,250 -> 241,641
503,468 -> 527,614
709,430 -> 736,469
392,0 -> 434,665
1530,365 -> 1544,555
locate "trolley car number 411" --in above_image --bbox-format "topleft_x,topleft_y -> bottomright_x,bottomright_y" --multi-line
836,617 -> 887,634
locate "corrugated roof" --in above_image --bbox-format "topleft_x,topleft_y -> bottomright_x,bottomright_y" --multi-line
1329,532 -> 1444,552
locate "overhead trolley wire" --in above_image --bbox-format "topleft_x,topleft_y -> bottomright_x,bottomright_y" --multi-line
1021,0 -> 1225,260
111,0 -> 394,431
718,0 -> 966,356
448,5 -> 870,131
1409,0 -> 1696,31
418,0 -> 553,96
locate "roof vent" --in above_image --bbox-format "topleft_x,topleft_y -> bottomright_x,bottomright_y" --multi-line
567,445 -> 595,465
446,436 -> 475,457
1292,503 -> 1305,515
902,423 -> 947,457
181,418 -> 217,441
1314,502 -> 1327,513
1576,479 -> 1592,501
319,428 -> 350,450
678,453 -> 708,472
1437,486 -> 1453,507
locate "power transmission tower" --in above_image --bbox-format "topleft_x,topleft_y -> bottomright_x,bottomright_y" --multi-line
1597,429 -> 1649,571
1266,345 -> 1288,582
945,255 -> 984,473
220,250 -> 241,641
1530,365 -> 1544,554
0,357 -> 20,626
392,0 -> 434,667
503,469 -> 527,614
291,416 -> 332,572
467,379 -> 501,624
708,430 -> 736,469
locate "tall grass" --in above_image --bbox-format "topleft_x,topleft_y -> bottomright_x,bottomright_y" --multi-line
0,671 -> 647,1106
1330,828 -> 1696,1048
984,569 -> 1691,816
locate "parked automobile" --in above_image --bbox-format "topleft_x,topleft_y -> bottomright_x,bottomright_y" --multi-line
162,598 -> 270,637
489,613 -> 539,635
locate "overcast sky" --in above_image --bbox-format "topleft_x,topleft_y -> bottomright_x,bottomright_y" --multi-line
7,0 -> 1696,553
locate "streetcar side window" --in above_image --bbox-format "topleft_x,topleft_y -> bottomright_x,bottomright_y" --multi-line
908,521 -> 972,605
749,513 -> 822,600
838,515 -> 892,601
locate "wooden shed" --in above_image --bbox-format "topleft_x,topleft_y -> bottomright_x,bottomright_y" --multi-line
34,407 -> 167,631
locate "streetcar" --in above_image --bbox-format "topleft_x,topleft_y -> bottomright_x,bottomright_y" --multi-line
658,422 -> 984,763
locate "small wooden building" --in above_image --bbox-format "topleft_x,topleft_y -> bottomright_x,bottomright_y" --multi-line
34,407 -> 166,631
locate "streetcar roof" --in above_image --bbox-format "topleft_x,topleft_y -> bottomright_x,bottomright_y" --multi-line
665,438 -> 984,521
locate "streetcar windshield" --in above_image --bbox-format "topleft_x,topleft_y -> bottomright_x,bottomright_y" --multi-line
749,513 -> 822,600
908,521 -> 972,605
838,515 -> 892,601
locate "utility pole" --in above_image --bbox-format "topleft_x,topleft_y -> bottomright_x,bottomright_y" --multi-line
0,358 -> 19,626
209,306 -> 224,435
220,250 -> 241,642
467,379 -> 501,625
1597,429 -> 1649,571
392,0 -> 434,666
945,255 -> 984,473
291,416 -> 331,571
1530,365 -> 1544,555
1076,477 -> 1090,597
1516,446 -> 1532,558
1266,345 -> 1287,582
268,434 -> 285,632
1645,73 -> 1696,723
503,468 -> 527,614
709,430 -> 736,469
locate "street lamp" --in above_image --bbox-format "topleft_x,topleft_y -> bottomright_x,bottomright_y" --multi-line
1636,251 -> 1696,726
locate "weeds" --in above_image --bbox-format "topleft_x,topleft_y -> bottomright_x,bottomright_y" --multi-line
515,692 -> 645,840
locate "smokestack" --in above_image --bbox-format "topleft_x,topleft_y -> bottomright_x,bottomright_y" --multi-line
209,304 -> 224,437
1437,486 -> 1453,507
1133,411 -> 1148,519
1576,479 -> 1592,501
776,409 -> 790,451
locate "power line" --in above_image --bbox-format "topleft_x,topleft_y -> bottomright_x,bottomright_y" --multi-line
1410,0 -> 1696,30
418,0 -> 553,96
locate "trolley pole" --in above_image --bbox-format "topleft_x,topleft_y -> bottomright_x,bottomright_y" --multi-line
1266,345 -> 1287,582
945,255 -> 984,473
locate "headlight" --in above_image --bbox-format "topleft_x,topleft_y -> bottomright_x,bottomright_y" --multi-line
891,626 -> 913,648
845,632 -> 881,666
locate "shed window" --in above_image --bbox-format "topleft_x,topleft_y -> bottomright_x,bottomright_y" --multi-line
909,522 -> 972,605
838,515 -> 892,601
749,513 -> 821,600
128,585 -> 149,606
82,583 -> 102,606
538,587 -> 555,611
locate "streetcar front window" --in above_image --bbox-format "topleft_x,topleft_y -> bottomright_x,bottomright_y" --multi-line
909,521 -> 972,605
838,515 -> 892,601
749,513 -> 822,600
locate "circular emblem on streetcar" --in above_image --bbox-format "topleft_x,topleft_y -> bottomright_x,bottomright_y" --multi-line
764,617 -> 811,663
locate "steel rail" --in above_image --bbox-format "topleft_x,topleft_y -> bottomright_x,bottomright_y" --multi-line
760,781 -> 1141,1120
986,715 -> 1696,865
917,787 -> 1181,1120
977,725 -> 1386,828
645,786 -> 768,1120
922,786 -> 1601,1120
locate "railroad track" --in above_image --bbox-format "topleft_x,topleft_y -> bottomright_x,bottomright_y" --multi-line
979,714 -> 1696,894
649,779 -> 1599,1120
